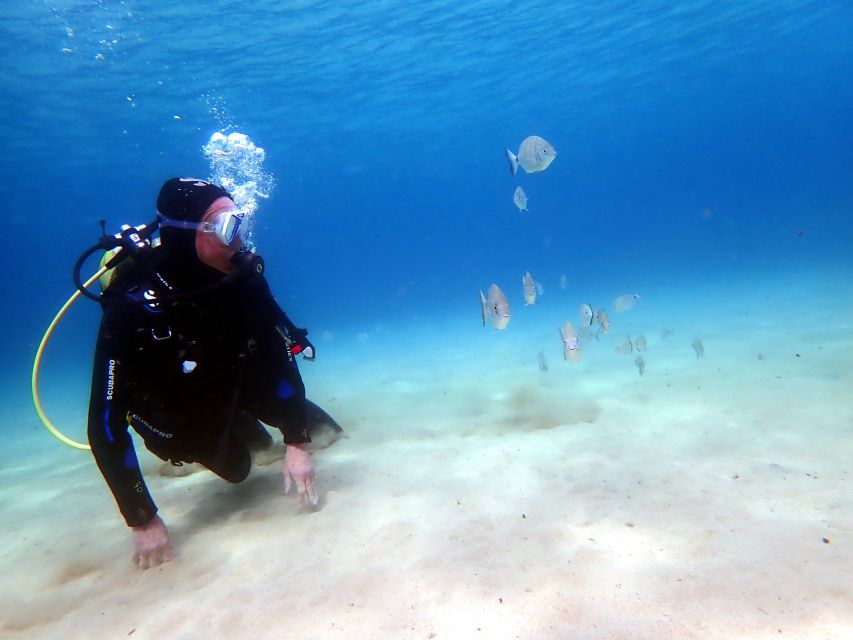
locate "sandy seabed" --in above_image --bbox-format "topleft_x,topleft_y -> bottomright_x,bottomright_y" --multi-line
1,271 -> 851,639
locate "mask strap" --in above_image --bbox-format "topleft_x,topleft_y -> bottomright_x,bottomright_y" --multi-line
156,212 -> 203,230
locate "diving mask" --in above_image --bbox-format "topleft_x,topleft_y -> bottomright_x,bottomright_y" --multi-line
157,208 -> 249,247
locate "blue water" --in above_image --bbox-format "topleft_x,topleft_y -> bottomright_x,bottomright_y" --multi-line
1,1 -> 851,422
3,4 -> 853,636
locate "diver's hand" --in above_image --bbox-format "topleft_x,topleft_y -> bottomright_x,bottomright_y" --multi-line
283,443 -> 318,506
131,515 -> 174,570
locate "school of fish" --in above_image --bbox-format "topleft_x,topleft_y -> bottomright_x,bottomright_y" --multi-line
479,134 -> 704,375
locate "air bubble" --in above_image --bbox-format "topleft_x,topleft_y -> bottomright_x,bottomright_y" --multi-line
203,131 -> 276,247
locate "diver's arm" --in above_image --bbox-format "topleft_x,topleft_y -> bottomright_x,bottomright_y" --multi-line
244,270 -> 315,358
87,315 -> 159,527
237,269 -> 319,504
234,273 -> 312,440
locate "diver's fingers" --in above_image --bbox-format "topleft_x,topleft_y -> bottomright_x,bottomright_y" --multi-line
284,472 -> 293,494
305,476 -> 319,506
156,547 -> 172,567
162,545 -> 174,564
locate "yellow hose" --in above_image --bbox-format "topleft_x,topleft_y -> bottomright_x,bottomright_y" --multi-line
31,266 -> 109,450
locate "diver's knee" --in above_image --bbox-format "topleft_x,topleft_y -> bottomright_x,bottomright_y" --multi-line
224,456 -> 251,483
205,447 -> 251,483
233,412 -> 273,452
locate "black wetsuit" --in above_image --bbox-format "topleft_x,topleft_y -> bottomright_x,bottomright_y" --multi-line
87,249 -> 310,527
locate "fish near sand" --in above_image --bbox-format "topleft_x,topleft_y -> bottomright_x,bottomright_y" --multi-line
537,350 -> 548,372
615,335 -> 633,355
480,284 -> 511,329
522,272 -> 537,305
635,355 -> 645,376
635,335 -> 647,352
613,293 -> 640,312
513,186 -> 528,212
579,303 -> 594,328
559,320 -> 582,363
692,338 -> 704,359
596,308 -> 611,338
505,135 -> 557,175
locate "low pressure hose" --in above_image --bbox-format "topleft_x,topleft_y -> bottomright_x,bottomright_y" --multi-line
31,267 -> 108,450
34,221 -> 159,449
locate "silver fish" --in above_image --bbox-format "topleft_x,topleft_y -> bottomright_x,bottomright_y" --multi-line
537,350 -> 548,372
635,355 -> 645,376
635,335 -> 647,352
613,293 -> 640,312
505,135 -> 557,175
479,283 -> 511,330
513,186 -> 528,212
692,338 -> 704,359
615,335 -> 633,355
522,271 -> 537,305
559,320 -> 582,363
596,308 -> 611,337
579,303 -> 594,327
559,274 -> 567,290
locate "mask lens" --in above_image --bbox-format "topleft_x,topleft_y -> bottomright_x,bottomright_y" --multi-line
207,210 -> 246,246
222,213 -> 243,245
201,209 -> 247,246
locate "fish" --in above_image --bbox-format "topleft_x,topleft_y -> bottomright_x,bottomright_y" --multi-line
661,328 -> 673,341
522,272 -> 537,305
513,186 -> 528,212
613,293 -> 640,312
559,321 -> 582,363
535,281 -> 544,296
559,274 -> 567,290
578,324 -> 595,343
479,283 -> 511,330
635,355 -> 645,376
615,335 -> 633,355
505,135 -> 557,175
579,303 -> 594,327
692,338 -> 704,359
635,335 -> 647,352
537,350 -> 548,372
596,308 -> 611,337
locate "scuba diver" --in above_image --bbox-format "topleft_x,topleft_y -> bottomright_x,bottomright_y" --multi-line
86,177 -> 338,570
